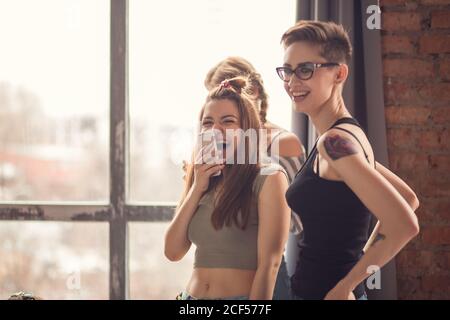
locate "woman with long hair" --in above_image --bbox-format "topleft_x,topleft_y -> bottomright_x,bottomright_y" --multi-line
203,56 -> 306,299
165,76 -> 291,299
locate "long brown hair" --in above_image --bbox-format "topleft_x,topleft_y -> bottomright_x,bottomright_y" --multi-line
204,56 -> 270,124
181,76 -> 262,230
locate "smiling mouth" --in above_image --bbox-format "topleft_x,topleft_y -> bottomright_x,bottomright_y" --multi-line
291,91 -> 310,100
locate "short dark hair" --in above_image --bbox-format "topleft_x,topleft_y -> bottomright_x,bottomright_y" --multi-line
281,20 -> 352,64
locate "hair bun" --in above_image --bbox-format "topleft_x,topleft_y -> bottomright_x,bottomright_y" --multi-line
219,76 -> 249,94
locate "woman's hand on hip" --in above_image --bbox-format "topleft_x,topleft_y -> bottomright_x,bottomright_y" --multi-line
324,281 -> 356,300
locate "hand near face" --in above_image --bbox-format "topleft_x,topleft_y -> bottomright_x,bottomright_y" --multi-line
191,144 -> 224,194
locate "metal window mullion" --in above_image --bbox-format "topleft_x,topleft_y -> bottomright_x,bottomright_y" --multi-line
110,0 -> 128,301
0,203 -> 110,221
125,205 -> 175,222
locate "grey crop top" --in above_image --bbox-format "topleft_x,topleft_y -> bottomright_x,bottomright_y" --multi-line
187,165 -> 287,270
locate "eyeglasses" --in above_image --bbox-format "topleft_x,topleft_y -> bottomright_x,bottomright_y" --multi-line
276,62 -> 340,82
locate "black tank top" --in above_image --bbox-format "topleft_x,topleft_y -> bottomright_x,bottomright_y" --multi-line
285,117 -> 373,300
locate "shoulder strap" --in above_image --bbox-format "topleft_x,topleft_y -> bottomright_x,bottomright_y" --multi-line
329,117 -> 374,166
331,127 -> 370,162
294,140 -> 318,178
329,117 -> 360,129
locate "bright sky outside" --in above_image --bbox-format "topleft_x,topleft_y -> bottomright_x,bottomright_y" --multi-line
0,0 -> 295,130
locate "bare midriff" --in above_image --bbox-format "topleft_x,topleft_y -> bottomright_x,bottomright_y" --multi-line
186,268 -> 256,299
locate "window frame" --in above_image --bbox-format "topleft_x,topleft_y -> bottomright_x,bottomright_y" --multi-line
0,0 -> 174,300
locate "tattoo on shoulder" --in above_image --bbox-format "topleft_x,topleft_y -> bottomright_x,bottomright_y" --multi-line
370,233 -> 386,247
323,134 -> 359,160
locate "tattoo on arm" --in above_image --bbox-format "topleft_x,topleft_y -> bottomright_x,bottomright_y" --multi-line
324,134 -> 359,160
370,233 -> 386,247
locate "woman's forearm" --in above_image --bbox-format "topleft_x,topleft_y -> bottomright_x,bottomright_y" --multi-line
249,260 -> 281,300
364,172 -> 419,252
164,187 -> 203,261
340,223 -> 418,292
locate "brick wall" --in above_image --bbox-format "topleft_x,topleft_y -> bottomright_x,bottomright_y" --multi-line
380,0 -> 450,299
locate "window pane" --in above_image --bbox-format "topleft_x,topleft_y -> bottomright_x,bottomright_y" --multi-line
129,222 -> 194,299
0,0 -> 110,201
129,0 -> 296,203
0,221 -> 108,299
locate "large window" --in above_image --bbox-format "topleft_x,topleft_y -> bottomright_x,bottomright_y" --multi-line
0,221 -> 108,300
0,0 -> 109,202
129,222 -> 194,299
0,0 -> 295,299
129,0 -> 295,203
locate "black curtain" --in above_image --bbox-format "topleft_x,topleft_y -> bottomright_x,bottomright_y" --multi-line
290,0 -> 396,300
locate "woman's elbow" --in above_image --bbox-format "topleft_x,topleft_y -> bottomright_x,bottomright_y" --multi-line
403,187 -> 420,211
164,236 -> 183,262
409,194 -> 420,212
411,217 -> 420,237
404,215 -> 420,240
164,247 -> 184,262
164,236 -> 190,262
405,193 -> 420,237
165,253 -> 182,262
